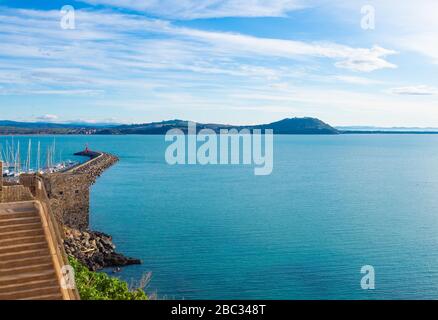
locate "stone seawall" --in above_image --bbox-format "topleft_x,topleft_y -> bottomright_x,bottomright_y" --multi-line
68,152 -> 119,185
53,151 -> 140,270
43,152 -> 119,230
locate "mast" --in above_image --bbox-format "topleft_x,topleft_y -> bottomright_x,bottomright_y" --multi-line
16,140 -> 20,174
14,142 -> 17,172
37,141 -> 41,172
52,138 -> 56,166
6,140 -> 11,166
4,141 -> 8,166
11,137 -> 14,165
26,139 -> 31,172
46,146 -> 51,170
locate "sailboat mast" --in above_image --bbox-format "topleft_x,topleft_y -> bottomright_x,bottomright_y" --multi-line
46,146 -> 50,170
11,137 -> 14,165
27,139 -> 31,172
16,141 -> 20,174
52,138 -> 56,166
37,141 -> 41,172
6,140 -> 11,166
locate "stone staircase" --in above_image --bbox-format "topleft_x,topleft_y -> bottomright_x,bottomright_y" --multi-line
0,201 -> 64,300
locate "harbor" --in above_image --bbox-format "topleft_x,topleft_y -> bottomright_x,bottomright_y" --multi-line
0,138 -> 80,180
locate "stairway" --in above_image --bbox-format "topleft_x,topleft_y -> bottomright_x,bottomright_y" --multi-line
0,201 -> 64,300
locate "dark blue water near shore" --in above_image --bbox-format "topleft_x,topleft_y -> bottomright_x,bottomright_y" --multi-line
3,134 -> 438,299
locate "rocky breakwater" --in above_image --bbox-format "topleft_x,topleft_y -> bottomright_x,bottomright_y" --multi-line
64,227 -> 141,271
70,150 -> 120,185
61,150 -> 142,271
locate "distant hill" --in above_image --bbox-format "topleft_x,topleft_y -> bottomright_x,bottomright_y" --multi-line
95,117 -> 339,135
0,120 -> 118,135
0,120 -> 85,129
3,118 -> 438,135
251,118 -> 338,134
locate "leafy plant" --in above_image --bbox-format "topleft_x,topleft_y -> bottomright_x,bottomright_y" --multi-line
68,256 -> 148,300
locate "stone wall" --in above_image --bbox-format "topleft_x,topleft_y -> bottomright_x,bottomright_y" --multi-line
42,152 -> 119,231
68,152 -> 119,185
42,173 -> 90,230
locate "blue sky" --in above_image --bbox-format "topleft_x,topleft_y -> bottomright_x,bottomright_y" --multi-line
0,0 -> 437,126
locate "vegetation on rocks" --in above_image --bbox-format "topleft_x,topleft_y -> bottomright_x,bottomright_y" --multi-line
69,256 -> 148,300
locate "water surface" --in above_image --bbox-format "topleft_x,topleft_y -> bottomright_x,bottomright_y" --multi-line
3,134 -> 438,299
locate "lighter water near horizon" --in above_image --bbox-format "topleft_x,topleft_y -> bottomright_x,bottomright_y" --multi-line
3,134 -> 438,299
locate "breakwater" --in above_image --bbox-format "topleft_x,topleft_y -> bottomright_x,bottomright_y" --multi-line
42,150 -> 140,270
43,151 -> 118,230
69,150 -> 119,185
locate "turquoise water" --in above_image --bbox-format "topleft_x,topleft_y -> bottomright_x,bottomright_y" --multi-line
3,134 -> 438,299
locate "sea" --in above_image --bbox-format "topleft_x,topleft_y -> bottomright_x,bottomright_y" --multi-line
2,134 -> 438,299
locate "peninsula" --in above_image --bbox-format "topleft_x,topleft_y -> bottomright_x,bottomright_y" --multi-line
0,118 -> 338,135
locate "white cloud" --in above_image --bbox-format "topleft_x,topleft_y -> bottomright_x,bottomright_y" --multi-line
332,75 -> 383,85
3,6 -> 432,126
334,46 -> 397,72
389,85 -> 438,96
170,28 -> 397,72
398,33 -> 438,65
319,0 -> 438,66
36,114 -> 58,121
80,0 -> 306,19
0,6 -> 398,102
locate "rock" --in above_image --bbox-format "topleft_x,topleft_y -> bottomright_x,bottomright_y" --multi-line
104,253 -> 142,267
64,227 -> 142,271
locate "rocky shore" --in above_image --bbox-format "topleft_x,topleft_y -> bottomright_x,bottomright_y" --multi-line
64,227 -> 141,271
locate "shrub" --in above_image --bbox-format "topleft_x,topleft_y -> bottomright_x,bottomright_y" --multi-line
68,256 -> 148,300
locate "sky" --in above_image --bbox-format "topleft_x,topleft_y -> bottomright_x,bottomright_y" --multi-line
0,0 -> 437,126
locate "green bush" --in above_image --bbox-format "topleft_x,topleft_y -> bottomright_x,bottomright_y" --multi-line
69,257 -> 148,300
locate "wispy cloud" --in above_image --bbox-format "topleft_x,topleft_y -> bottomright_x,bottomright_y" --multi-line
170,27 -> 397,72
0,6 -> 398,95
332,75 -> 384,85
389,85 -> 438,96
323,0 -> 438,66
35,114 -> 58,121
0,4 -> 436,126
80,0 -> 307,19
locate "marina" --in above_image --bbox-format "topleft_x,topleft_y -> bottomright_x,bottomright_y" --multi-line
0,137 -> 79,180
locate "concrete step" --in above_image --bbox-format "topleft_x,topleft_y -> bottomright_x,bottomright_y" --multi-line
0,216 -> 40,227
0,270 -> 56,287
0,222 -> 42,234
0,228 -> 44,241
0,241 -> 48,255
0,201 -> 37,212
0,278 -> 59,292
0,235 -> 46,247
0,201 -> 70,300
0,285 -> 62,300
0,248 -> 51,262
0,262 -> 54,277
0,255 -> 53,269
20,293 -> 63,300
0,211 -> 38,221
